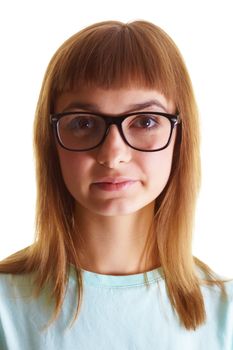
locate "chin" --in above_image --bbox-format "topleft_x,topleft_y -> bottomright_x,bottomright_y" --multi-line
88,199 -> 154,217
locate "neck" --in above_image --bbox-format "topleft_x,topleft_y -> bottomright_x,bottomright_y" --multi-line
72,202 -> 160,275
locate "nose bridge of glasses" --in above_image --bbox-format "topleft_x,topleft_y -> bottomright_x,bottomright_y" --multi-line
102,115 -> 125,137
98,116 -> 127,149
103,115 -> 126,128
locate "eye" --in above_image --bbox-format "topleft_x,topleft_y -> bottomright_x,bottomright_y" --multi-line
131,115 -> 160,129
61,115 -> 99,132
66,115 -> 97,131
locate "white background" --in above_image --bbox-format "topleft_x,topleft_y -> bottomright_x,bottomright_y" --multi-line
0,0 -> 232,277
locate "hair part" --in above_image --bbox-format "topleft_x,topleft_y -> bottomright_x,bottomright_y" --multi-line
0,19 -> 231,331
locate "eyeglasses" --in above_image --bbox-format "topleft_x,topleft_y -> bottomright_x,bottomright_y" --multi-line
50,111 -> 181,152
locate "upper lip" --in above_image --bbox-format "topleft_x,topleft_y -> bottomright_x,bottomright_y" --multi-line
94,177 -> 138,184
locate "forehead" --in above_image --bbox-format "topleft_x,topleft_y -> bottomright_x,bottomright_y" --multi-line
54,86 -> 175,115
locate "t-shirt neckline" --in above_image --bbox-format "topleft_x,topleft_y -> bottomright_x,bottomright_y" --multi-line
70,265 -> 164,288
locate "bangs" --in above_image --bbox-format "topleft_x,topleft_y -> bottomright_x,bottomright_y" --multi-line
50,21 -> 182,104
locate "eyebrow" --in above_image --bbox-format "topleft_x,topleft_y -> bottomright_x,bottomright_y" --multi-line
62,99 -> 168,114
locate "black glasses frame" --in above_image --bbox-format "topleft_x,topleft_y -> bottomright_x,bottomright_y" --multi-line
50,111 -> 181,152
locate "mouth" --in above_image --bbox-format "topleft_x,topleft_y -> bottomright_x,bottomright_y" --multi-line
94,177 -> 138,184
92,180 -> 138,192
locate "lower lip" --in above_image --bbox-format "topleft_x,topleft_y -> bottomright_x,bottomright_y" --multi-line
92,181 -> 138,191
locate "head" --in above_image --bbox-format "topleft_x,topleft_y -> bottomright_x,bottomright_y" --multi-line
34,21 -> 199,252
33,20 -> 201,328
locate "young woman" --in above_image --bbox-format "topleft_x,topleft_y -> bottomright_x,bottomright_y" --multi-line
0,20 -> 232,349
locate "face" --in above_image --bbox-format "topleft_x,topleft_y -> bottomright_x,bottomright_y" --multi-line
54,86 -> 177,217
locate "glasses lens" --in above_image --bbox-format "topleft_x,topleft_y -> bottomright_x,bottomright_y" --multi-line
58,114 -> 105,150
122,114 -> 171,150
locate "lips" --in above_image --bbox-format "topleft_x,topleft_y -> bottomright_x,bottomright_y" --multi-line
94,177 -> 137,184
92,177 -> 139,192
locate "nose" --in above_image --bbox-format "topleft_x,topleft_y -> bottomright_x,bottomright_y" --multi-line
96,125 -> 132,168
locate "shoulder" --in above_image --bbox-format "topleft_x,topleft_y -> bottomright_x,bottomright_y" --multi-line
201,278 -> 233,327
0,272 -> 37,300
201,279 -> 233,300
0,271 -> 52,324
196,266 -> 233,319
198,266 -> 233,301
223,279 -> 233,298
0,272 -> 37,333
0,272 -> 55,348
196,265 -> 233,297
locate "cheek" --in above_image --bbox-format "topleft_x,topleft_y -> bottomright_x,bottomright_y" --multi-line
143,144 -> 175,193
57,148 -> 90,194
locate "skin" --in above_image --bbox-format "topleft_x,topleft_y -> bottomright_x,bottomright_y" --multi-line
55,86 -> 177,275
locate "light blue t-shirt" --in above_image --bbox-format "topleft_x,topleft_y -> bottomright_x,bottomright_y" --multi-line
0,265 -> 233,349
